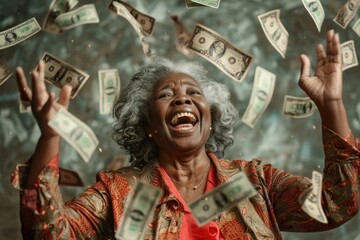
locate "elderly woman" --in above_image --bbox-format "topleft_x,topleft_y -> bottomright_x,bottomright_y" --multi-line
13,29 -> 359,239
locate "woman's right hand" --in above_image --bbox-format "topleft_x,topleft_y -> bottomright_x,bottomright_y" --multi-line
16,60 -> 72,138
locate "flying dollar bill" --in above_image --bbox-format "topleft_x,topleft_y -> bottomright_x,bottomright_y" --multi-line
353,19 -> 360,37
333,0 -> 360,29
115,181 -> 161,240
48,108 -> 99,162
111,0 -> 155,35
40,51 -> 89,98
242,66 -> 276,128
109,1 -> 152,56
171,15 -> 194,59
0,57 -> 13,86
55,4 -> 100,30
341,40 -> 358,71
190,0 -> 221,9
184,0 -> 205,8
42,0 -> 79,33
301,171 -> 328,224
189,171 -> 257,226
188,24 -> 253,83
0,18 -> 41,50
282,95 -> 316,118
258,9 -> 289,58
98,69 -> 121,115
302,0 -> 325,32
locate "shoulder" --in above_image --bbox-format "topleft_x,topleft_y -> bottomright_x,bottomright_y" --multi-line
96,166 -> 141,187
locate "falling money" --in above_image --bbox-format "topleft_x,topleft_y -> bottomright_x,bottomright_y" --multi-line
341,40 -> 358,71
189,171 -> 257,226
48,108 -> 99,162
115,181 -> 161,240
242,66 -> 276,128
282,95 -> 316,118
258,9 -> 289,58
42,0 -> 79,33
0,18 -> 41,50
333,0 -> 360,29
302,0 -> 325,32
190,0 -> 221,9
352,19 -> 360,37
40,51 -> 90,98
0,57 -> 13,86
55,4 -> 100,30
184,0 -> 205,8
301,171 -> 328,224
171,15 -> 194,59
98,69 -> 121,115
188,24 -> 253,83
109,1 -> 152,56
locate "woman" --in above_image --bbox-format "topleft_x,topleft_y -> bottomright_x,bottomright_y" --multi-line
12,30 -> 359,239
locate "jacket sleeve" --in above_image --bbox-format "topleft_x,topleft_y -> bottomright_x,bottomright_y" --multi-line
267,125 -> 359,232
11,154 -> 119,239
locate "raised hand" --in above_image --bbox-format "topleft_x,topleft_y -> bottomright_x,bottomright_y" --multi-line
16,60 -> 72,138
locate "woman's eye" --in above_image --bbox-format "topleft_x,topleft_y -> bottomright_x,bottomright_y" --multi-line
159,92 -> 172,98
189,90 -> 201,95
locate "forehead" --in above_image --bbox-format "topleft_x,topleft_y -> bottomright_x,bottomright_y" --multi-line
154,72 -> 201,89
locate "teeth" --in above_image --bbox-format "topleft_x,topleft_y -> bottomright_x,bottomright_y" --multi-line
171,112 -> 196,125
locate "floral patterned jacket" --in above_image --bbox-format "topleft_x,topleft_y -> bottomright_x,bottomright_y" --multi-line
12,126 -> 359,240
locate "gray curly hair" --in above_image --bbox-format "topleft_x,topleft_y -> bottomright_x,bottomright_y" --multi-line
112,57 -> 239,168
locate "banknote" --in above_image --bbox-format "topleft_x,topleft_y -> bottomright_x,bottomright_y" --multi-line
0,18 -> 41,50
189,171 -> 257,226
115,181 -> 161,240
190,0 -> 221,9
258,9 -> 289,58
188,24 -> 253,83
98,69 -> 121,115
109,1 -> 152,56
333,0 -> 360,29
111,0 -> 155,35
301,171 -> 328,223
282,95 -> 316,118
302,0 -> 325,32
42,0 -> 79,33
353,19 -> 360,37
48,108 -> 99,162
55,4 -> 100,30
184,0 -> 205,8
59,168 -> 84,186
241,66 -> 276,128
341,40 -> 358,71
0,58 -> 13,86
18,94 -> 31,113
40,51 -> 89,98
171,15 -> 194,59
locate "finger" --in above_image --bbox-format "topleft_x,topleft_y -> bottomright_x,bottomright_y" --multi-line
32,60 -> 47,106
332,33 -> 342,63
299,54 -> 311,88
326,29 -> 334,56
41,92 -> 55,115
315,44 -> 326,65
16,67 -> 32,101
58,85 -> 72,109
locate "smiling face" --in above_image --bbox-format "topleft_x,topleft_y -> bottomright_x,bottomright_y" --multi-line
147,72 -> 211,156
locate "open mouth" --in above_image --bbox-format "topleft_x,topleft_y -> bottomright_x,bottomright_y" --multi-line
170,112 -> 197,129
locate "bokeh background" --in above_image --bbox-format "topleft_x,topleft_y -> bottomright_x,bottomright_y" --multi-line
0,0 -> 359,239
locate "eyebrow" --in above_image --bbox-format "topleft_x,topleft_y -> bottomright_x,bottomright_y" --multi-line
158,79 -> 200,91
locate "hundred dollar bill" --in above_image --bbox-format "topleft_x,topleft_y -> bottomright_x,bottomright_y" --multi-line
40,51 -> 89,98
42,0 -> 79,33
190,0 -> 221,9
109,1 -> 152,56
115,181 -> 161,240
188,24 -> 253,83
0,18 -> 41,50
282,95 -> 316,118
353,19 -> 360,37
258,9 -> 289,58
189,171 -> 257,226
111,0 -> 155,35
185,0 -> 205,8
0,58 -> 13,86
55,4 -> 100,31
302,0 -> 325,32
98,69 -> 121,115
171,16 -> 194,59
241,66 -> 276,128
301,171 -> 328,224
333,0 -> 360,29
48,108 -> 99,162
18,94 -> 31,113
341,40 -> 358,71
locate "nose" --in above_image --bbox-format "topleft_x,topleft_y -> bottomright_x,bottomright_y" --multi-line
173,94 -> 192,106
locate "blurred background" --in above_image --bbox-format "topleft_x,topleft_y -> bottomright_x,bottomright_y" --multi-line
0,0 -> 359,239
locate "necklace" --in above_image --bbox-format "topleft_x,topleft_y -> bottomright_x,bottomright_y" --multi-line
169,162 -> 211,190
